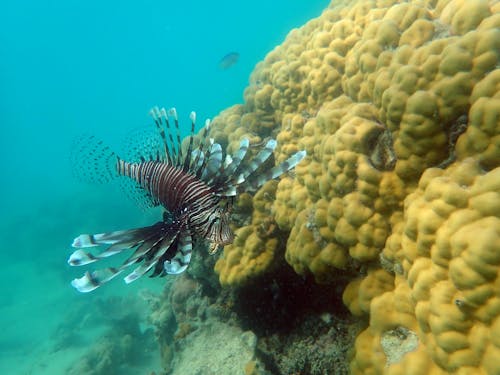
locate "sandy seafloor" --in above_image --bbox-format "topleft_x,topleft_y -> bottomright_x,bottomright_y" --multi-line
0,1 -> 328,373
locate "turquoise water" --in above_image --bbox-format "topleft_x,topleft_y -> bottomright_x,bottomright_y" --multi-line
0,1 -> 328,373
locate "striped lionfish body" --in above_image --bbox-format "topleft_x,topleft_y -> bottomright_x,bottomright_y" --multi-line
69,107 -> 306,292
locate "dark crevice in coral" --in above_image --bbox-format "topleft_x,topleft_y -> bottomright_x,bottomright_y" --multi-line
438,113 -> 468,169
231,263 -> 351,336
256,314 -> 359,375
227,264 -> 358,375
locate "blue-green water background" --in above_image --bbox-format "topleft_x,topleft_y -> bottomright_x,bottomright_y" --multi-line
0,1 -> 328,373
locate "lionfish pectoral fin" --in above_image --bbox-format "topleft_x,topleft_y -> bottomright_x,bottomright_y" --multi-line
163,231 -> 192,274
123,232 -> 178,283
68,221 -> 175,292
68,223 -> 164,266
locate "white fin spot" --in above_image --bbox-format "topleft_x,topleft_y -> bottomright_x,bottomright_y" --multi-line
168,107 -> 178,120
189,111 -> 196,123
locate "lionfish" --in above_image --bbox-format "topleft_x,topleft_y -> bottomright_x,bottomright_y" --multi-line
68,107 -> 306,292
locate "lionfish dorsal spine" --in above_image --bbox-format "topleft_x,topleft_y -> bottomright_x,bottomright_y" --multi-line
244,149 -> 307,191
182,111 -> 197,172
190,120 -> 211,176
241,139 -> 277,180
202,143 -> 223,181
150,106 -> 173,164
164,107 -> 185,166
223,138 -> 250,177
195,138 -> 215,179
211,138 -> 277,194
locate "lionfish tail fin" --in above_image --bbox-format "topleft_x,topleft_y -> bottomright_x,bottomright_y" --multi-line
68,222 -> 189,292
71,135 -> 119,184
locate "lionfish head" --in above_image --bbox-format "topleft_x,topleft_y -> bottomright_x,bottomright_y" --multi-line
204,209 -> 234,246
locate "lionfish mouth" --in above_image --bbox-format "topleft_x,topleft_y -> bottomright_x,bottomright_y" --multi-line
68,107 -> 306,292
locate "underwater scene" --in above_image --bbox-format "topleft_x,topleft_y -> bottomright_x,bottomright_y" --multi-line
1,0 -> 499,374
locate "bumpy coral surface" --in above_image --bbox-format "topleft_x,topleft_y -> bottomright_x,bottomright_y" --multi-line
207,0 -> 499,373
215,181 -> 285,286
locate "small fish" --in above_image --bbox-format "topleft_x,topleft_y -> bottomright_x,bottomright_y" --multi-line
218,52 -> 239,70
68,107 -> 306,292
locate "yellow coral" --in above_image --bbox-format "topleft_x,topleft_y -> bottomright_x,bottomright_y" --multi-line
395,159 -> 500,373
215,181 -> 283,286
357,159 -> 499,374
350,275 -> 443,375
456,69 -> 500,170
343,268 -> 395,317
207,1 -> 499,371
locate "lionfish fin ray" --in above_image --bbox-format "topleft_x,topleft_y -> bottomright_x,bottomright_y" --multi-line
149,106 -> 174,164
71,268 -> 125,293
118,177 -> 160,210
241,139 -> 276,179
160,107 -> 183,165
191,120 -> 211,176
191,149 -> 205,173
123,235 -> 163,265
71,135 -> 118,184
223,138 -> 250,176
242,150 -> 307,191
123,125 -> 166,163
163,231 -> 192,274
181,112 -> 197,171
201,143 -> 223,181
123,233 -> 178,283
